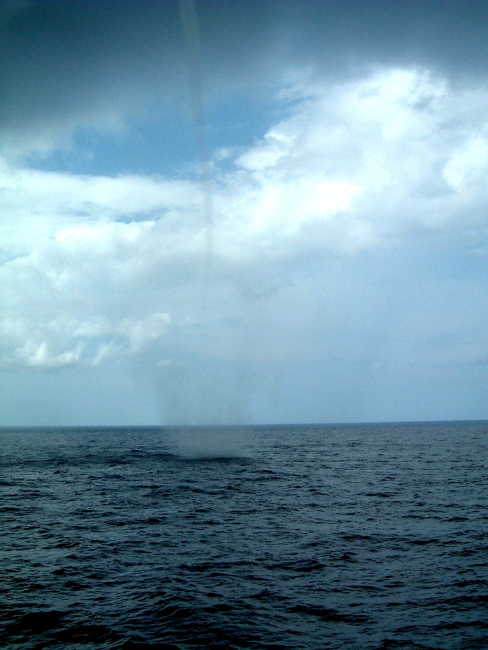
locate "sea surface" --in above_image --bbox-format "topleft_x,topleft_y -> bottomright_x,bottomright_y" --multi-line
1,422 -> 487,649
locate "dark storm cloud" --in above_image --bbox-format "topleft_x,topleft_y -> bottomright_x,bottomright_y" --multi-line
0,0 -> 183,141
0,0 -> 276,149
1,0 -> 488,154
274,0 -> 488,81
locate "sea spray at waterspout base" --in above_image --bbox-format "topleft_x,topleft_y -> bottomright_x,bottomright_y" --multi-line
173,425 -> 250,459
155,357 -> 254,452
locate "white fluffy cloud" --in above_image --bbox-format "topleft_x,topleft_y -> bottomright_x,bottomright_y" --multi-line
2,67 -> 488,373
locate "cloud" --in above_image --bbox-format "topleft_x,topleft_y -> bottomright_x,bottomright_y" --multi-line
3,1 -> 488,163
0,0 -> 278,159
2,66 -> 488,385
0,0 -> 185,158
13,341 -> 83,369
225,68 -> 488,250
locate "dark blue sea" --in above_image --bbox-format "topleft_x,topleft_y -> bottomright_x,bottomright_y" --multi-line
1,422 -> 487,649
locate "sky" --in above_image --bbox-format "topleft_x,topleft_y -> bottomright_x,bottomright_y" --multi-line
1,0 -> 488,426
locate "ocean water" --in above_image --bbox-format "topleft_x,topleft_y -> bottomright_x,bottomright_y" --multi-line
1,422 -> 487,650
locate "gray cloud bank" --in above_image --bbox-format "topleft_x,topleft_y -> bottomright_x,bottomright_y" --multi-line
2,0 -> 488,157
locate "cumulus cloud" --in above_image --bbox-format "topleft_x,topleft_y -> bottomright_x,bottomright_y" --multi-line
2,66 -> 488,389
14,341 -> 84,370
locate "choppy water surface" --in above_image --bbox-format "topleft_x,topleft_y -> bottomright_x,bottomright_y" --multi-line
1,422 -> 487,649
